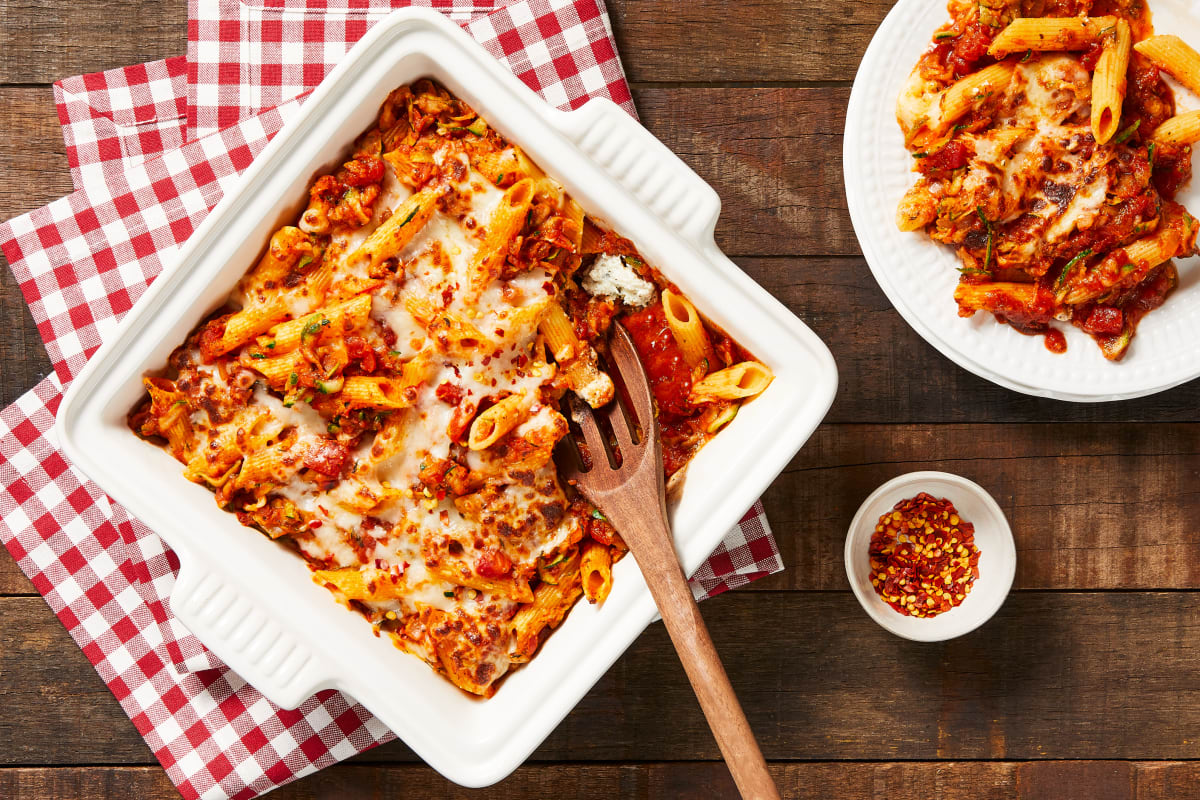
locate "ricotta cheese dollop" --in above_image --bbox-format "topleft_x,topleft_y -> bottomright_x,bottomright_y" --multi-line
582,253 -> 655,307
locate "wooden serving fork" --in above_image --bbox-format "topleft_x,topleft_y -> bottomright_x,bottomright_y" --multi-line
559,323 -> 780,800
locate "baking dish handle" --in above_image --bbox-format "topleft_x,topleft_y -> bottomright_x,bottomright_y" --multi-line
170,557 -> 329,708
546,98 -> 722,246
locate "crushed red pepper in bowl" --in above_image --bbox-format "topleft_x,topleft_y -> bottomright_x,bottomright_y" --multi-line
868,493 -> 981,618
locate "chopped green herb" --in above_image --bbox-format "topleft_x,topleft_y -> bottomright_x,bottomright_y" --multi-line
912,152 -> 929,158
443,591 -> 455,598
283,396 -> 296,408
1148,142 -> 1157,168
250,352 -> 267,359
266,342 -> 276,350
1057,248 -> 1093,287
388,350 -> 402,357
934,31 -> 955,39
1020,49 -> 1033,62
171,399 -> 188,408
1121,262 -> 1137,273
466,117 -> 488,136
302,318 -> 323,338
591,509 -> 606,521
287,372 -> 299,387
953,123 -> 968,132
495,172 -> 507,184
327,421 -> 341,435
296,254 -> 314,271
976,206 -> 994,272
957,266 -> 992,276
1113,119 -> 1141,145
398,206 -> 419,228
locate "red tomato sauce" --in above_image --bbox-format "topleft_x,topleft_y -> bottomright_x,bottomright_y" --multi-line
621,303 -> 693,419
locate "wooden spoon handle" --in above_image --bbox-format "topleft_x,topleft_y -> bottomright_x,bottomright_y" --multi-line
631,521 -> 780,800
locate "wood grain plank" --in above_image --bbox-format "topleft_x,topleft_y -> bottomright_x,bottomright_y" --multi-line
634,87 -> 856,257
0,0 -> 893,86
8,761 -> 1200,800
10,593 -> 1200,764
0,86 -> 856,255
0,87 -> 74,222
0,598 -> 157,765
0,551 -> 36,594
754,422 -> 1200,591
0,0 -> 184,84
743,257 -> 1200,422
610,0 -> 893,84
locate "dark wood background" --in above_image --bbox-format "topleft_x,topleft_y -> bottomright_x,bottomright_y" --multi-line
3,1 -> 1200,797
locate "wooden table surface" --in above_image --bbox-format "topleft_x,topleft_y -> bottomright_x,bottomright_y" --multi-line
4,1 -> 1200,798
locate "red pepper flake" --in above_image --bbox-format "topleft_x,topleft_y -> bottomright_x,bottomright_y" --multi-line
868,493 -> 981,618
307,520 -> 323,530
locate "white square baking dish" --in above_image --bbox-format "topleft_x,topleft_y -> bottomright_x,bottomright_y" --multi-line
55,8 -> 837,787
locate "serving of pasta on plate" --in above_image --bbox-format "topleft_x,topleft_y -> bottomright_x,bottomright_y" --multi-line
127,80 -> 772,697
896,0 -> 1200,359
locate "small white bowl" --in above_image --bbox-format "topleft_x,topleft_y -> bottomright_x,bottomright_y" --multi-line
844,471 -> 1016,642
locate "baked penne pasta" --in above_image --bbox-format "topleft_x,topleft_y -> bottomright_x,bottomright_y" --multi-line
1150,110 -> 1200,145
690,361 -> 774,402
467,393 -> 528,450
909,63 -> 1015,146
349,186 -> 441,271
510,550 -> 583,662
897,4 -> 1200,360
987,16 -> 1117,57
661,289 -> 714,370
1091,20 -> 1132,145
1134,35 -> 1200,96
469,178 -> 534,295
314,566 -> 407,603
580,540 -> 613,604
131,79 -> 770,697
538,299 -> 615,408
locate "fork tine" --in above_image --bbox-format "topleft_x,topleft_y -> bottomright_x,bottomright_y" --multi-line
604,392 -> 637,454
608,324 -> 656,432
567,393 -> 612,471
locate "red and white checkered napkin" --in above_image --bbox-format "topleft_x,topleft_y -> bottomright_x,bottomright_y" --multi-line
188,0 -> 627,139
0,1 -> 782,797
54,57 -> 190,191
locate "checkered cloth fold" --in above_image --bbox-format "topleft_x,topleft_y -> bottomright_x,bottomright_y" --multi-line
0,1 -> 784,797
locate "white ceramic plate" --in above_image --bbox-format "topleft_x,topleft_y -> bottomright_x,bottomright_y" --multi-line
54,8 -> 837,788
844,471 -> 1016,642
844,0 -> 1200,401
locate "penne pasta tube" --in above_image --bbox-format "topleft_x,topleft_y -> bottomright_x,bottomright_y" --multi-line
470,178 -> 535,294
661,289 -> 715,370
468,393 -> 528,450
341,369 -> 428,410
349,186 -> 441,270
1134,35 -> 1200,97
260,294 -> 373,353
580,540 -> 613,604
426,562 -> 534,603
313,566 -> 406,603
510,550 -> 583,662
537,300 -> 614,408
539,298 -> 580,362
1150,110 -> 1200,145
1063,211 -> 1195,304
690,361 -> 774,402
987,16 -> 1118,57
953,281 -> 1053,321
909,63 -> 1016,146
1091,20 -> 1132,145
